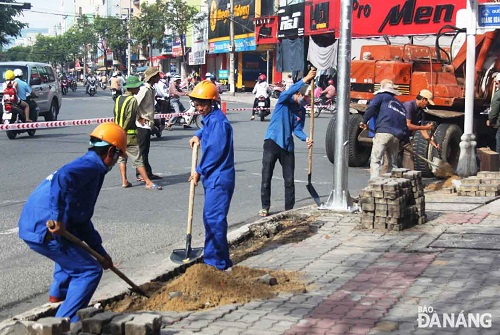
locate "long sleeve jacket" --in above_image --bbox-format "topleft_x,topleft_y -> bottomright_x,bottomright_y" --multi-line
362,92 -> 408,140
264,79 -> 308,152
18,151 -> 108,255
135,83 -> 155,127
194,108 -> 235,189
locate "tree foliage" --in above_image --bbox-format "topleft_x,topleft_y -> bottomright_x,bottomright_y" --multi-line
0,45 -> 30,61
93,16 -> 128,66
130,0 -> 166,63
0,0 -> 28,46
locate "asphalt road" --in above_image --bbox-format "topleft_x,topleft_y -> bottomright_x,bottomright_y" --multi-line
0,86 -> 370,321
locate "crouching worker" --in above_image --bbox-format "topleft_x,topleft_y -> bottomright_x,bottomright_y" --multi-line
188,81 -> 235,270
18,122 -> 127,322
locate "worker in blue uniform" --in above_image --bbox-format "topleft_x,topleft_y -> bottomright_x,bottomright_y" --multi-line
259,68 -> 316,217
188,81 -> 235,270
18,122 -> 127,322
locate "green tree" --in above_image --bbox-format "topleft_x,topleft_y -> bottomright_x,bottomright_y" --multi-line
163,0 -> 205,75
93,16 -> 128,69
0,45 -> 30,61
130,0 -> 166,67
0,0 -> 28,47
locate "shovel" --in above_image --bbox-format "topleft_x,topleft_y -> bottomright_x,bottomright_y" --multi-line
402,145 -> 455,179
46,220 -> 149,298
170,143 -> 204,264
306,76 -> 321,206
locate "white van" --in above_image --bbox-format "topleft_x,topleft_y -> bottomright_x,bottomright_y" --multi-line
0,62 -> 62,121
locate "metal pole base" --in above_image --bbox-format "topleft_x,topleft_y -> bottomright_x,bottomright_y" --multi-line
456,133 -> 478,178
319,189 -> 358,213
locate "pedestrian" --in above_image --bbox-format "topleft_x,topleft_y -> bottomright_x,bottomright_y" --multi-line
487,73 -> 500,155
188,81 -> 235,270
17,122 -> 127,323
114,75 -> 163,190
259,68 -> 316,217
359,79 -> 408,179
135,67 -> 162,181
402,89 -> 439,169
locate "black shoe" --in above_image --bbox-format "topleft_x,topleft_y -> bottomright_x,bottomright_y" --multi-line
149,174 -> 162,180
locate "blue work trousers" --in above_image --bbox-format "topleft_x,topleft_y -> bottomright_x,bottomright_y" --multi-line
202,183 -> 234,270
25,239 -> 102,323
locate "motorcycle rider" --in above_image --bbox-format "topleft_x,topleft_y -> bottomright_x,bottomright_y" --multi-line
319,79 -> 336,106
14,68 -> 36,122
86,72 -> 98,95
3,70 -> 31,122
166,74 -> 188,129
100,72 -> 108,90
206,72 -> 223,95
110,71 -> 125,97
251,74 -> 272,120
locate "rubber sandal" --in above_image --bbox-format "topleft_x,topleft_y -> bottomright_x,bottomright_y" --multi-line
136,177 -> 145,182
258,209 -> 268,217
146,183 -> 163,190
122,182 -> 132,188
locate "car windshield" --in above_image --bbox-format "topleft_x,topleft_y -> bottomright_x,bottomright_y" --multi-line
0,65 -> 29,83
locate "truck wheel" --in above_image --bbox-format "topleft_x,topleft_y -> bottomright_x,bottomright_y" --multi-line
412,131 -> 433,177
325,114 -> 336,164
431,123 -> 462,170
348,113 -> 370,167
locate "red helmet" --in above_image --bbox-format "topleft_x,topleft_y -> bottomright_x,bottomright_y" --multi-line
328,79 -> 334,85
159,72 -> 165,79
259,74 -> 266,81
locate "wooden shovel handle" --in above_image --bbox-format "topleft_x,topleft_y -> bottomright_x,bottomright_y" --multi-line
46,220 -> 149,298
308,78 -> 315,175
187,143 -> 199,235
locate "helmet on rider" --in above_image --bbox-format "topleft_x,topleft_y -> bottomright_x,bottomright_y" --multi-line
189,81 -> 220,102
112,71 -> 118,77
159,72 -> 165,79
4,70 -> 15,81
205,72 -> 212,79
89,122 -> 127,156
14,69 -> 23,78
173,74 -> 181,81
259,74 -> 266,82
328,79 -> 334,85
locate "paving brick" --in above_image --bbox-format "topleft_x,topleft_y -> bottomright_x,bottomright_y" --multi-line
30,317 -> 70,335
103,314 -> 135,335
124,313 -> 162,335
82,311 -> 120,334
77,306 -> 103,321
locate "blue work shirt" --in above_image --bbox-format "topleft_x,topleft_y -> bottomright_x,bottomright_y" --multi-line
18,151 -> 108,255
195,108 -> 235,188
362,92 -> 408,140
15,78 -> 32,100
264,79 -> 307,152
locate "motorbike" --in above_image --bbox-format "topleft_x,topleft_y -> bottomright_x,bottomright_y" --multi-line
99,81 -> 107,90
308,96 -> 336,117
253,95 -> 271,121
111,88 -> 121,101
1,96 -> 39,140
151,96 -> 168,138
61,79 -> 68,95
69,79 -> 77,92
87,80 -> 97,97
270,81 -> 285,99
166,99 -> 202,129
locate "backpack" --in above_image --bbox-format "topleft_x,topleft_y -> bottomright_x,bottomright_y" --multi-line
2,81 -> 18,112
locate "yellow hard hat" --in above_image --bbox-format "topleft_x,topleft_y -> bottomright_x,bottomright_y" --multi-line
89,122 -> 127,155
189,80 -> 220,102
4,70 -> 15,81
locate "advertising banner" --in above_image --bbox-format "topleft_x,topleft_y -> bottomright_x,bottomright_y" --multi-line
209,37 -> 255,53
208,0 -> 255,39
304,0 -> 335,36
277,3 -> 305,38
255,16 -> 278,45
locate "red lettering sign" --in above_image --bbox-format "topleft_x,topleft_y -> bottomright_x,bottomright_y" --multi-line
254,16 -> 278,44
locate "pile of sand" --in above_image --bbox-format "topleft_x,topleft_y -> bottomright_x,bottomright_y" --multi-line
107,264 -> 306,313
425,175 -> 460,192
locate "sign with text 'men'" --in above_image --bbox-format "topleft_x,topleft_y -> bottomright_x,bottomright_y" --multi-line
478,3 -> 500,28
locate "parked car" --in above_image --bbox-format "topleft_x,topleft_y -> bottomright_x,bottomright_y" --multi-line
0,61 -> 63,121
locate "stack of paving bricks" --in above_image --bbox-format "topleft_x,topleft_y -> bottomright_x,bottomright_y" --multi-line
0,306 -> 163,335
457,171 -> 500,196
360,168 -> 426,231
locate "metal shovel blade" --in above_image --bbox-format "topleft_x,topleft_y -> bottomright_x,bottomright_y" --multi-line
306,174 -> 321,206
170,246 -> 204,264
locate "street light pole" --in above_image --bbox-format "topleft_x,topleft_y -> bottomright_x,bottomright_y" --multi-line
127,0 -> 132,76
228,0 -> 235,95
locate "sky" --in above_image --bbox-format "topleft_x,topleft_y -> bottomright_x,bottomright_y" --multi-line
17,0 -> 70,30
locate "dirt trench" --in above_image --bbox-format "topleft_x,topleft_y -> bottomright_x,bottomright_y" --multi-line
105,214 -> 322,313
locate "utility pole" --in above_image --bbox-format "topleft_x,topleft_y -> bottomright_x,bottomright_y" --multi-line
228,0 -> 235,95
127,0 -> 132,76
